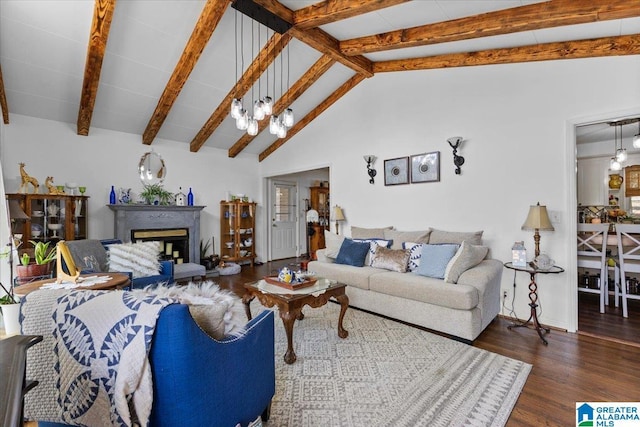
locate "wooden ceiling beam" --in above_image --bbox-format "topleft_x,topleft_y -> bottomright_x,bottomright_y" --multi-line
372,34 -> 640,73
294,0 -> 409,30
190,32 -> 292,152
143,0 -> 232,145
77,0 -> 116,136
252,0 -> 373,77
259,73 -> 365,161
0,64 -> 9,124
341,0 -> 640,56
228,55 -> 336,157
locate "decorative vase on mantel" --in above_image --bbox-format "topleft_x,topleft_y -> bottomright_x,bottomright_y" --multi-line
609,173 -> 623,190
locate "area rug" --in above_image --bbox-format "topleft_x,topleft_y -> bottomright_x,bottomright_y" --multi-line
250,302 -> 531,427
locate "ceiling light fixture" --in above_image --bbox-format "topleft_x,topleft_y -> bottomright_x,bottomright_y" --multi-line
230,0 -> 294,139
634,121 -> 640,149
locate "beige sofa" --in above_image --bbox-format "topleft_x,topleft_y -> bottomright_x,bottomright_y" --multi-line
308,227 -> 503,342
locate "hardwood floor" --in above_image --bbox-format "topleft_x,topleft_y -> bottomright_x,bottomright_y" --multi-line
24,258 -> 640,426
218,258 -> 640,427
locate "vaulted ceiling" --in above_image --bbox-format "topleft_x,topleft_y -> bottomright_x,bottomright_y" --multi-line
1,0 -> 639,160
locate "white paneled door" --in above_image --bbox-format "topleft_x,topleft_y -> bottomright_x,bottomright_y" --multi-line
270,181 -> 298,260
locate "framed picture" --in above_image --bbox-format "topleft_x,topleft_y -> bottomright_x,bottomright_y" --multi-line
410,151 -> 440,183
384,157 -> 409,186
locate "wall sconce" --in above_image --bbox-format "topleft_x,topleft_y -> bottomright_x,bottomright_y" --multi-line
447,137 -> 465,175
363,155 -> 377,184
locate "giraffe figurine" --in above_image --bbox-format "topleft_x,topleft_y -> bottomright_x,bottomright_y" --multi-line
45,177 -> 65,195
19,162 -> 39,193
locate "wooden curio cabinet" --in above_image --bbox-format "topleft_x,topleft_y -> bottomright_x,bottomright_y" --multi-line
7,193 -> 89,255
220,200 -> 256,266
308,186 -> 330,259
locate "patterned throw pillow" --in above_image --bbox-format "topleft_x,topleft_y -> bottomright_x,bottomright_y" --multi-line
353,238 -> 393,266
403,242 -> 423,272
416,243 -> 460,279
370,246 -> 411,273
107,241 -> 162,278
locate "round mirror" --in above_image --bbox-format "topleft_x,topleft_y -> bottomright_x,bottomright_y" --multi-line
138,151 -> 166,185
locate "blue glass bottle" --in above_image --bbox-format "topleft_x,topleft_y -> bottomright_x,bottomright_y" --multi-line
109,186 -> 116,204
187,188 -> 194,206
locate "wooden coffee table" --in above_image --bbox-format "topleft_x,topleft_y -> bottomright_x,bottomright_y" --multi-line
243,278 -> 349,364
14,273 -> 131,297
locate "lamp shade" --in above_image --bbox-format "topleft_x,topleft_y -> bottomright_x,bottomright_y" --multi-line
521,202 -> 554,231
8,199 -> 29,220
306,209 -> 319,223
332,206 -> 345,221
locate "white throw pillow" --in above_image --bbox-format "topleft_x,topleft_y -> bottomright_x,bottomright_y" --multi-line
107,241 -> 162,278
324,230 -> 346,258
403,242 -> 424,272
444,241 -> 489,284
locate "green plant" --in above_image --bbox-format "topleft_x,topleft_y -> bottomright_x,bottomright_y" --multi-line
140,183 -> 174,205
200,238 -> 212,259
28,240 -> 57,265
21,252 -> 30,266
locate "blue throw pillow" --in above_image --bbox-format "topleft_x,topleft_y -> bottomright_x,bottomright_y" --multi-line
335,238 -> 371,267
416,243 -> 460,279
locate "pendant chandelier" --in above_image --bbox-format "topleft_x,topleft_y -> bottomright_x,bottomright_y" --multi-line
609,118 -> 640,171
230,1 -> 294,139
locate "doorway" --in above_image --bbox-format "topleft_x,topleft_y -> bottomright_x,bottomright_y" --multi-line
269,181 -> 298,260
575,112 -> 640,345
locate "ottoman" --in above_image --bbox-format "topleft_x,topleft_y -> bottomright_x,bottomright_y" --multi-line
174,262 -> 206,284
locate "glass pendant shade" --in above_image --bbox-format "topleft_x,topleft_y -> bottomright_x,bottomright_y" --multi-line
283,108 -> 294,128
236,109 -> 249,130
230,98 -> 242,119
616,148 -> 628,162
262,96 -> 273,115
610,157 -> 622,171
634,133 -> 640,149
277,122 -> 287,138
269,115 -> 279,135
247,117 -> 259,136
254,100 -> 265,120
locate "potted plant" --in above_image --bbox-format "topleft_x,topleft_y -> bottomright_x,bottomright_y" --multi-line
200,238 -> 214,270
140,183 -> 174,205
16,240 -> 57,279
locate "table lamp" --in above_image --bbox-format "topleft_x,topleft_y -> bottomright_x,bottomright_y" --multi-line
332,205 -> 345,235
521,202 -> 554,258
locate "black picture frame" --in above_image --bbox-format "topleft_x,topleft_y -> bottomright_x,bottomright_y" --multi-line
410,151 -> 440,183
384,157 -> 409,186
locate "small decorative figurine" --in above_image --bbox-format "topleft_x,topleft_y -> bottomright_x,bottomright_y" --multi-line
45,177 -> 65,195
19,162 -> 39,193
175,187 -> 186,206
278,267 -> 296,283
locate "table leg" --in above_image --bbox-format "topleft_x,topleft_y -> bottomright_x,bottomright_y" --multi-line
507,272 -> 550,345
335,294 -> 349,339
280,309 -> 300,364
242,294 -> 254,320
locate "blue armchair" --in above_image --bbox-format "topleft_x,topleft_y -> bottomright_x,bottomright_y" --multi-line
63,239 -> 173,289
37,305 -> 275,427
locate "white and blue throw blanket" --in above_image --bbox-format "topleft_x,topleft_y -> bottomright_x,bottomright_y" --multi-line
21,289 -> 175,426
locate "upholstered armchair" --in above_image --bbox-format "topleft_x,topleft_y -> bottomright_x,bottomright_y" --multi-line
64,239 -> 173,288
32,304 -> 276,427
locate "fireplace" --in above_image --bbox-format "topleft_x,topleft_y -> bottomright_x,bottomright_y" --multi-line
109,205 -> 205,264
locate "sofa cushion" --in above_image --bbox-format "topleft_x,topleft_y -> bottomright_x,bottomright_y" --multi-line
107,241 -> 162,278
335,238 -> 370,267
369,271 -> 479,310
444,241 -> 490,284
403,242 -> 424,272
353,238 -> 393,266
429,228 -> 483,245
308,261 -> 380,290
351,225 -> 393,239
370,246 -> 410,273
416,244 -> 460,279
383,229 -> 431,249
324,230 -> 345,258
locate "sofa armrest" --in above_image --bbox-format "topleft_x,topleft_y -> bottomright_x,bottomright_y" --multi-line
315,249 -> 334,264
159,260 -> 174,277
456,259 -> 503,328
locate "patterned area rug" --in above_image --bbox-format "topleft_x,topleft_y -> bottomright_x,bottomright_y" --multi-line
253,302 -> 531,427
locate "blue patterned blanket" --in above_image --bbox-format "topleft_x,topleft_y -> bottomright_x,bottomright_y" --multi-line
21,289 -> 175,426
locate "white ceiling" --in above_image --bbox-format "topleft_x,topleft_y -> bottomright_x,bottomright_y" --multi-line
1,0 -> 640,155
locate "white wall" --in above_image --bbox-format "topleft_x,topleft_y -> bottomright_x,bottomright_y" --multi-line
1,115 -> 263,261
260,55 -> 640,332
